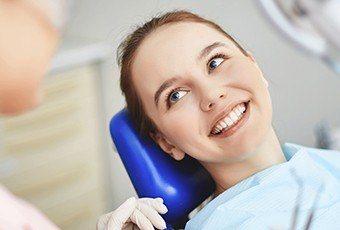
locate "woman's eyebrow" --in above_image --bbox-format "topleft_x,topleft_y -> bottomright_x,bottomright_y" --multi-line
154,76 -> 179,108
198,42 -> 226,61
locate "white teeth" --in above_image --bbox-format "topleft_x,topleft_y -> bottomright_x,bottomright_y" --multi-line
211,102 -> 248,134
220,121 -> 227,128
239,104 -> 246,112
225,117 -> 233,126
234,108 -> 241,116
229,111 -> 238,122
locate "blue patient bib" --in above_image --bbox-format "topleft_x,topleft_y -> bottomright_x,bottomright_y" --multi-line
185,143 -> 340,230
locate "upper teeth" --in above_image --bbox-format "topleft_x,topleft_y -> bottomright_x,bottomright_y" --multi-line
211,103 -> 246,134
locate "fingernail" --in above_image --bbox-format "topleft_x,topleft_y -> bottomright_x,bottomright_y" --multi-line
160,204 -> 168,213
156,197 -> 164,203
160,219 -> 167,229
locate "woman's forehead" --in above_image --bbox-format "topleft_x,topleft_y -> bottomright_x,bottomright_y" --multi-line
132,23 -> 235,76
136,22 -> 235,60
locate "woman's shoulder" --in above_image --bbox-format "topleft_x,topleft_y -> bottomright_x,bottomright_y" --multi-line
284,142 -> 340,173
283,142 -> 338,153
283,142 -> 340,156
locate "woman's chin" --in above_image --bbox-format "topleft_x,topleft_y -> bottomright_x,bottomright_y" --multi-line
211,103 -> 271,162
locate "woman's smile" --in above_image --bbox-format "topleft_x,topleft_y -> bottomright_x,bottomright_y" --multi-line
209,100 -> 250,138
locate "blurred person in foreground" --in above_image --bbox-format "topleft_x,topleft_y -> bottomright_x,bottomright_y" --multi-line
0,1 -> 165,229
0,0 -> 61,228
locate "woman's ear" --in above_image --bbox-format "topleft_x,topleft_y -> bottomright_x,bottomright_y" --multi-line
149,132 -> 185,161
245,51 -> 269,88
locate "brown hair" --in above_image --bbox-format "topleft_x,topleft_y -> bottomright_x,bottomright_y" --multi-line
117,10 -> 248,139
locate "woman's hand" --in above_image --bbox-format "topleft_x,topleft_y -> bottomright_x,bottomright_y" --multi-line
97,197 -> 168,230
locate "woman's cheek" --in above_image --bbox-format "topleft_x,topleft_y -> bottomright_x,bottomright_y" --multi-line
220,62 -> 244,85
163,119 -> 191,152
166,103 -> 196,137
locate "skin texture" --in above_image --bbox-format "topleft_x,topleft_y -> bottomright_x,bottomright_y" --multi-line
131,22 -> 287,196
0,0 -> 59,114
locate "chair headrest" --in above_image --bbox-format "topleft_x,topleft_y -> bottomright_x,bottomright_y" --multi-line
110,109 -> 215,224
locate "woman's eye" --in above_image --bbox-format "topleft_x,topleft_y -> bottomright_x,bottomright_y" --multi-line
208,57 -> 224,71
169,90 -> 187,103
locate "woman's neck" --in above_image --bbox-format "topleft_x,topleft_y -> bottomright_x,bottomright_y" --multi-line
202,126 -> 286,198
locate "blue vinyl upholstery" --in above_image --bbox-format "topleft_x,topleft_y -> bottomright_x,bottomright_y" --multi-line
110,109 -> 215,228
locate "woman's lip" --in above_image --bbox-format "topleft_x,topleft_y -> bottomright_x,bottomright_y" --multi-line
209,100 -> 250,134
208,101 -> 250,138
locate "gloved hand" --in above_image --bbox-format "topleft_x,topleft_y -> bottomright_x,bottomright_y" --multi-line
97,197 -> 168,230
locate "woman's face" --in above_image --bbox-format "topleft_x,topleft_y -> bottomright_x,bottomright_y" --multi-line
131,22 -> 272,164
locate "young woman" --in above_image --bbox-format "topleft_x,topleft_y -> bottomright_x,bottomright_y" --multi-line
98,10 -> 340,230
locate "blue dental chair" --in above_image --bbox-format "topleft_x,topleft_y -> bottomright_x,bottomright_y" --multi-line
110,109 -> 215,229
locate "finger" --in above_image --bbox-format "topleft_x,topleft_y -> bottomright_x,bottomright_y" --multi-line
137,201 -> 166,229
130,208 -> 154,230
107,197 -> 137,229
97,212 -> 112,230
155,197 -> 163,204
139,198 -> 168,214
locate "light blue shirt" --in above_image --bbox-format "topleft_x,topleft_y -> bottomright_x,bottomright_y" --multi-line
185,142 -> 340,230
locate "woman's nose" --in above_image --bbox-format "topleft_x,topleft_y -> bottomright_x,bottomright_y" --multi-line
200,88 -> 226,112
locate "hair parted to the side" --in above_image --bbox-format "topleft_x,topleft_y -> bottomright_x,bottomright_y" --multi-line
117,10 -> 248,139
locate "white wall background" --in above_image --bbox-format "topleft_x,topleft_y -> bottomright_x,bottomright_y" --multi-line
63,0 -> 340,209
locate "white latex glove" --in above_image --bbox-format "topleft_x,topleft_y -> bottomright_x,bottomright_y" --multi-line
97,197 -> 168,230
